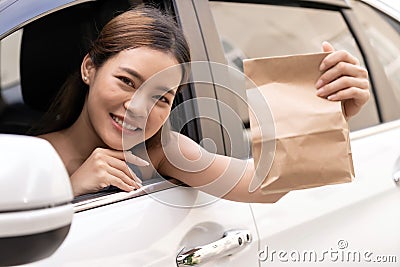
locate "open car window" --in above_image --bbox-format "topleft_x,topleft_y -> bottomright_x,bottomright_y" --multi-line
0,0 -> 197,207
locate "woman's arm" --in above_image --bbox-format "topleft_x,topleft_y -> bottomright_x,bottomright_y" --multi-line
158,132 -> 286,203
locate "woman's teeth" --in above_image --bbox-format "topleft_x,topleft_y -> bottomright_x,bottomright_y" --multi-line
111,115 -> 139,131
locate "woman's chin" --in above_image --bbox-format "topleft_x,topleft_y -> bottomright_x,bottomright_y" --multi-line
102,138 -> 144,151
122,133 -> 146,149
101,132 -> 146,151
105,142 -> 123,151
101,134 -> 123,151
125,141 -> 146,150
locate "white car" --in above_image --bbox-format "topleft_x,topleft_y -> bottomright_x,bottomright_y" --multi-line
0,0 -> 400,266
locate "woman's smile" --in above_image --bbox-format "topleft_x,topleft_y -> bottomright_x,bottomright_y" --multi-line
110,113 -> 142,135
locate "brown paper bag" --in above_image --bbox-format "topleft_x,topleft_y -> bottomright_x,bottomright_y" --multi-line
243,52 -> 354,195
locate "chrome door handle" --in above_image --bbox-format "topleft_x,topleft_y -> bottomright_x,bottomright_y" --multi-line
394,170 -> 400,183
393,156 -> 400,183
176,229 -> 252,266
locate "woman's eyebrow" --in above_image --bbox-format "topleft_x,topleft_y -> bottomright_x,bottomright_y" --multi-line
119,67 -> 145,83
157,86 -> 176,96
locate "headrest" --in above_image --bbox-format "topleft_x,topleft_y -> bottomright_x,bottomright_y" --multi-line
20,0 -> 131,111
20,4 -> 94,111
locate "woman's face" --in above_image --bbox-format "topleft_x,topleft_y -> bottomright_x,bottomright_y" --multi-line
83,47 -> 182,150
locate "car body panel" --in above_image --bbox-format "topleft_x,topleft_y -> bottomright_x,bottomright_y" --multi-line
26,189 -> 259,266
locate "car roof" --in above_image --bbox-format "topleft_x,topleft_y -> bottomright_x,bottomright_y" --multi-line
361,0 -> 400,21
1,0 -> 392,40
300,0 -> 351,8
0,0 -> 94,39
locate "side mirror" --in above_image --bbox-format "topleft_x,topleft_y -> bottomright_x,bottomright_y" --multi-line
0,134 -> 73,266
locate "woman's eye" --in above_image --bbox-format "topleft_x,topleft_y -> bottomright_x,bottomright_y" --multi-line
118,76 -> 134,87
153,95 -> 170,104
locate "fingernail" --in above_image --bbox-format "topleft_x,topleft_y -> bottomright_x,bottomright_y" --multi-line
315,79 -> 323,88
327,94 -> 337,100
138,158 -> 150,166
319,63 -> 326,71
130,173 -> 143,184
128,151 -> 150,166
316,88 -> 324,96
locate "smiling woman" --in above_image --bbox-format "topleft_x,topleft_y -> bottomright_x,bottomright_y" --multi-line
36,6 -> 191,196
34,5 -> 369,202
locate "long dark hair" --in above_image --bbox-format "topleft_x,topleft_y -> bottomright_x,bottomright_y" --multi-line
32,6 -> 191,145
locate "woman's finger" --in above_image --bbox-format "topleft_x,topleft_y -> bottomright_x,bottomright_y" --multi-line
316,76 -> 369,98
106,155 -> 143,184
320,50 -> 360,72
95,147 -> 149,167
106,166 -> 140,187
322,41 -> 335,53
326,87 -> 370,118
326,87 -> 370,103
106,174 -> 138,192
93,147 -> 147,183
124,151 -> 150,167
316,62 -> 368,89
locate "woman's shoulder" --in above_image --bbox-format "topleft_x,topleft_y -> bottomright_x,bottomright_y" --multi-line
37,132 -> 54,138
36,131 -> 60,145
161,131 -> 205,161
36,130 -> 73,160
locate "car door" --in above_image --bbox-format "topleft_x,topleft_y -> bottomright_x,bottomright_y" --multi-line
201,0 -> 400,265
0,0 -> 260,266
37,187 -> 259,267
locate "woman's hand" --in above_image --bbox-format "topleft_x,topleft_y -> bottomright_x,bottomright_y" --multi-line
315,41 -> 370,118
70,148 -> 149,197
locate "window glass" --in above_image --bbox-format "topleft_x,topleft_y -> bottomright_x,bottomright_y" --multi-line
0,29 -> 23,105
352,1 -> 400,108
0,29 -> 33,136
209,2 -> 379,132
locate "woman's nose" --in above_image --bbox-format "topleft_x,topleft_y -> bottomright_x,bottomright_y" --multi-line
124,97 -> 148,118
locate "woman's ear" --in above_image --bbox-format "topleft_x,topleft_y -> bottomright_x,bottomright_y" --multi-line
81,54 -> 95,84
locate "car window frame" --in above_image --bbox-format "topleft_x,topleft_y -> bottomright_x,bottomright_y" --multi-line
73,178 -> 183,212
345,0 -> 400,122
